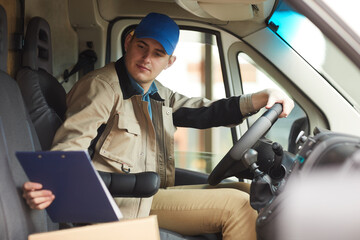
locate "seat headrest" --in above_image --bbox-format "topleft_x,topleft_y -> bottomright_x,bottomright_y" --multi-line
0,5 -> 8,72
22,17 -> 53,74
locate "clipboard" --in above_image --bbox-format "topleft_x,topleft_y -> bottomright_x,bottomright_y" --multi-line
16,150 -> 123,223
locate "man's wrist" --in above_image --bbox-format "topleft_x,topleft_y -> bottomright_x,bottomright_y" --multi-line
251,89 -> 269,110
240,93 -> 258,117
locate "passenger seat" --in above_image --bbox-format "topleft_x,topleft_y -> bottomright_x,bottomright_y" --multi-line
0,6 -> 58,240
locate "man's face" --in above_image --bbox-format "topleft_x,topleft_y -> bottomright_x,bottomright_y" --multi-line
124,33 -> 176,90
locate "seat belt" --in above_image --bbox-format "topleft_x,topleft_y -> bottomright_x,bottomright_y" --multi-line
62,49 -> 97,84
88,124 -> 106,158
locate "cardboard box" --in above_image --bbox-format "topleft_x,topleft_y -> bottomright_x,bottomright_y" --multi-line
28,216 -> 160,240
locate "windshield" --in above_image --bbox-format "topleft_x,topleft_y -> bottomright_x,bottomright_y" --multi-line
323,1 -> 360,38
268,1 -> 360,112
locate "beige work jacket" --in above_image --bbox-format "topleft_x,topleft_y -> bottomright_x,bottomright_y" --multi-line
52,57 -> 252,219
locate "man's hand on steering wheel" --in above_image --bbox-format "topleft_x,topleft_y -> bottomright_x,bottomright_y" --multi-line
208,103 -> 287,186
252,88 -> 294,118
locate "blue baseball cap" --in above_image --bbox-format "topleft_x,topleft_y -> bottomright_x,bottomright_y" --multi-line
134,13 -> 179,55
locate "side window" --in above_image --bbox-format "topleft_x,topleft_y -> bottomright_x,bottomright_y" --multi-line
238,53 -> 309,154
157,30 -> 233,173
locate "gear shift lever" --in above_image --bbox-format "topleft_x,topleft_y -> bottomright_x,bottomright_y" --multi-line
243,149 -> 260,171
243,149 -> 275,211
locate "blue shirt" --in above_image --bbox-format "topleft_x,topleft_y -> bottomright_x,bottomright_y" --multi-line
128,74 -> 158,120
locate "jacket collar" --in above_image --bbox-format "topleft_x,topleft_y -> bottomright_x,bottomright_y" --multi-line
115,57 -> 164,101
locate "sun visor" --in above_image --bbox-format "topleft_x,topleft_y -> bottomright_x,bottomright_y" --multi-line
175,0 -> 274,21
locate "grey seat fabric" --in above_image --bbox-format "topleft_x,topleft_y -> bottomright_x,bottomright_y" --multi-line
16,17 -> 66,150
0,6 -> 58,240
160,228 -> 222,240
0,5 -> 7,72
0,72 -> 56,240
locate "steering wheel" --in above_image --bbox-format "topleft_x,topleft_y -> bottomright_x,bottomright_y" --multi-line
208,103 -> 283,185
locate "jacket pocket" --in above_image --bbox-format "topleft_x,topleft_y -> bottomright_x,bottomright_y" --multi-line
99,115 -> 141,169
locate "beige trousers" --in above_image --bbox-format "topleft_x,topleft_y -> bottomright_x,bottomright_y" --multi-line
150,182 -> 257,240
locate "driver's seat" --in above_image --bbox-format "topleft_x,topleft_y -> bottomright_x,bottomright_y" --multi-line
16,17 -> 66,151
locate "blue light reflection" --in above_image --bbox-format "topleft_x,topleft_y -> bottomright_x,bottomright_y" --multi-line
268,3 -> 306,46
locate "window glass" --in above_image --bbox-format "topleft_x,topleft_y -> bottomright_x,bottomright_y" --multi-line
324,1 -> 360,37
157,30 -> 233,173
269,2 -> 360,113
238,53 -> 308,154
